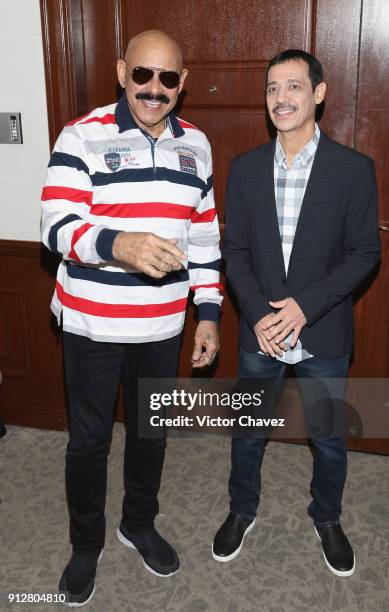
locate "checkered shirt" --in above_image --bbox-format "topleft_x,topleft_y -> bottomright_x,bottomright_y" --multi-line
260,124 -> 320,364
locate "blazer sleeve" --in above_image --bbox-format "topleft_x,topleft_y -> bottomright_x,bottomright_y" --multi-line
222,160 -> 273,328
292,156 -> 381,325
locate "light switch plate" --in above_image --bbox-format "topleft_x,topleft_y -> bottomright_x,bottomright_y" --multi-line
0,113 -> 23,144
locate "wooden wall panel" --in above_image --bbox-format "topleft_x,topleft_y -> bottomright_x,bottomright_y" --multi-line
122,0 -> 314,60
0,289 -> 30,378
182,61 -> 267,109
40,0 -> 77,147
40,0 -> 126,141
355,0 -> 389,225
314,0 -> 362,146
68,0 -> 124,115
0,242 -> 66,430
348,0 -> 389,380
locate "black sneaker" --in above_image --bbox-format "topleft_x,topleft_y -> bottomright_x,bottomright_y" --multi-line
314,523 -> 355,577
59,550 -> 103,607
0,422 -> 6,439
117,523 -> 180,577
212,512 -> 256,562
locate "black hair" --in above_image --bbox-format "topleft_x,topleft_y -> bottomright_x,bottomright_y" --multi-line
266,49 -> 324,91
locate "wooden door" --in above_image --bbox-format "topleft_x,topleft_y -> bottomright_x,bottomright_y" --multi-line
34,0 -> 389,451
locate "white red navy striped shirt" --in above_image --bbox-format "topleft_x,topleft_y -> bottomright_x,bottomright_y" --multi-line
41,94 -> 223,342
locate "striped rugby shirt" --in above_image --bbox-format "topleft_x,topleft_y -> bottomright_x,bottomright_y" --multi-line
41,94 -> 223,343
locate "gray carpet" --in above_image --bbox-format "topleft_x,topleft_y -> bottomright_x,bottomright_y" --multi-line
0,425 -> 388,612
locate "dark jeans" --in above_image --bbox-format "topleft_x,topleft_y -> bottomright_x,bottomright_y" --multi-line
63,331 -> 181,555
229,348 -> 350,525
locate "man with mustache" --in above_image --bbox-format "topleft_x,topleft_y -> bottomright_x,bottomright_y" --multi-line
41,30 -> 222,605
214,50 -> 380,576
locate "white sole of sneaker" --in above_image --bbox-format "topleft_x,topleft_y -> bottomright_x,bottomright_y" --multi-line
314,526 -> 355,577
63,585 -> 95,608
116,527 -> 180,578
212,518 -> 256,563
62,550 -> 104,607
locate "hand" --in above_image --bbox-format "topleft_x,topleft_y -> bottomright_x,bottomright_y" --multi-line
254,317 -> 287,358
261,297 -> 307,348
112,232 -> 185,278
191,321 -> 219,368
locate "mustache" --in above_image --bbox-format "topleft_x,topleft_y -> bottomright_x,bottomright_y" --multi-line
273,103 -> 297,113
136,92 -> 170,105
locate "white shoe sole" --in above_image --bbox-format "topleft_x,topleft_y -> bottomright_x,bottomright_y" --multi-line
212,518 -> 256,563
314,526 -> 355,577
62,550 -> 103,607
116,527 -> 180,577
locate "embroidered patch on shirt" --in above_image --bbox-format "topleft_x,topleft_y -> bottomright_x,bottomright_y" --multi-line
174,145 -> 198,157
178,153 -> 197,176
104,152 -> 121,171
104,146 -> 137,171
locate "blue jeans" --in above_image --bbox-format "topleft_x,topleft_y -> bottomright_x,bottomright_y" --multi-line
229,348 -> 350,525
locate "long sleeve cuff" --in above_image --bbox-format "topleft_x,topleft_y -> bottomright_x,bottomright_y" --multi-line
95,228 -> 121,261
198,302 -> 220,322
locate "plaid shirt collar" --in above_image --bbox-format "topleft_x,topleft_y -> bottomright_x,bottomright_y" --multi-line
275,123 -> 320,169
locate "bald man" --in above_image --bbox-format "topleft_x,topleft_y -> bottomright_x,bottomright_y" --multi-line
41,30 -> 222,606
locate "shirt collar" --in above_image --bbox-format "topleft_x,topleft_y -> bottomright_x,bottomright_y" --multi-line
275,123 -> 320,169
115,93 -> 185,138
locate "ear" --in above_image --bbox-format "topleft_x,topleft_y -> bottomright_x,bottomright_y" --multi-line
178,68 -> 188,94
117,59 -> 127,88
314,81 -> 326,105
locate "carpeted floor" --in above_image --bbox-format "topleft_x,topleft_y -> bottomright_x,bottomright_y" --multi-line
0,424 -> 388,612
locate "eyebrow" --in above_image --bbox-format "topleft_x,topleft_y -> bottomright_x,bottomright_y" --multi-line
267,78 -> 305,86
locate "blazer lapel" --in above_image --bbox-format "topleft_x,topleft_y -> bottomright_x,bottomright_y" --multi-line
261,140 -> 287,277
289,131 -> 331,256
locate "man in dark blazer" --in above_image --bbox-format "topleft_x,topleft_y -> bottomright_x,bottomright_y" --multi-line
213,49 -> 380,576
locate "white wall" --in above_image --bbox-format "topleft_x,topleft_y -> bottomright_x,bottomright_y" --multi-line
0,0 -> 50,241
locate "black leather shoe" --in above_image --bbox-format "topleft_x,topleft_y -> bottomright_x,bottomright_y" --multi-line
314,523 -> 355,576
59,550 -> 103,607
212,512 -> 256,562
117,523 -> 180,577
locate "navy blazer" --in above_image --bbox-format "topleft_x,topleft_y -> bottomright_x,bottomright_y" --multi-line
222,130 -> 381,358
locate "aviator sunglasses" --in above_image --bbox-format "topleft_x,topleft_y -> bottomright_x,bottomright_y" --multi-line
128,65 -> 181,89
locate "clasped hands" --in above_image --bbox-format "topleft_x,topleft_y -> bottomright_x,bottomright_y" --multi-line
254,297 -> 307,358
